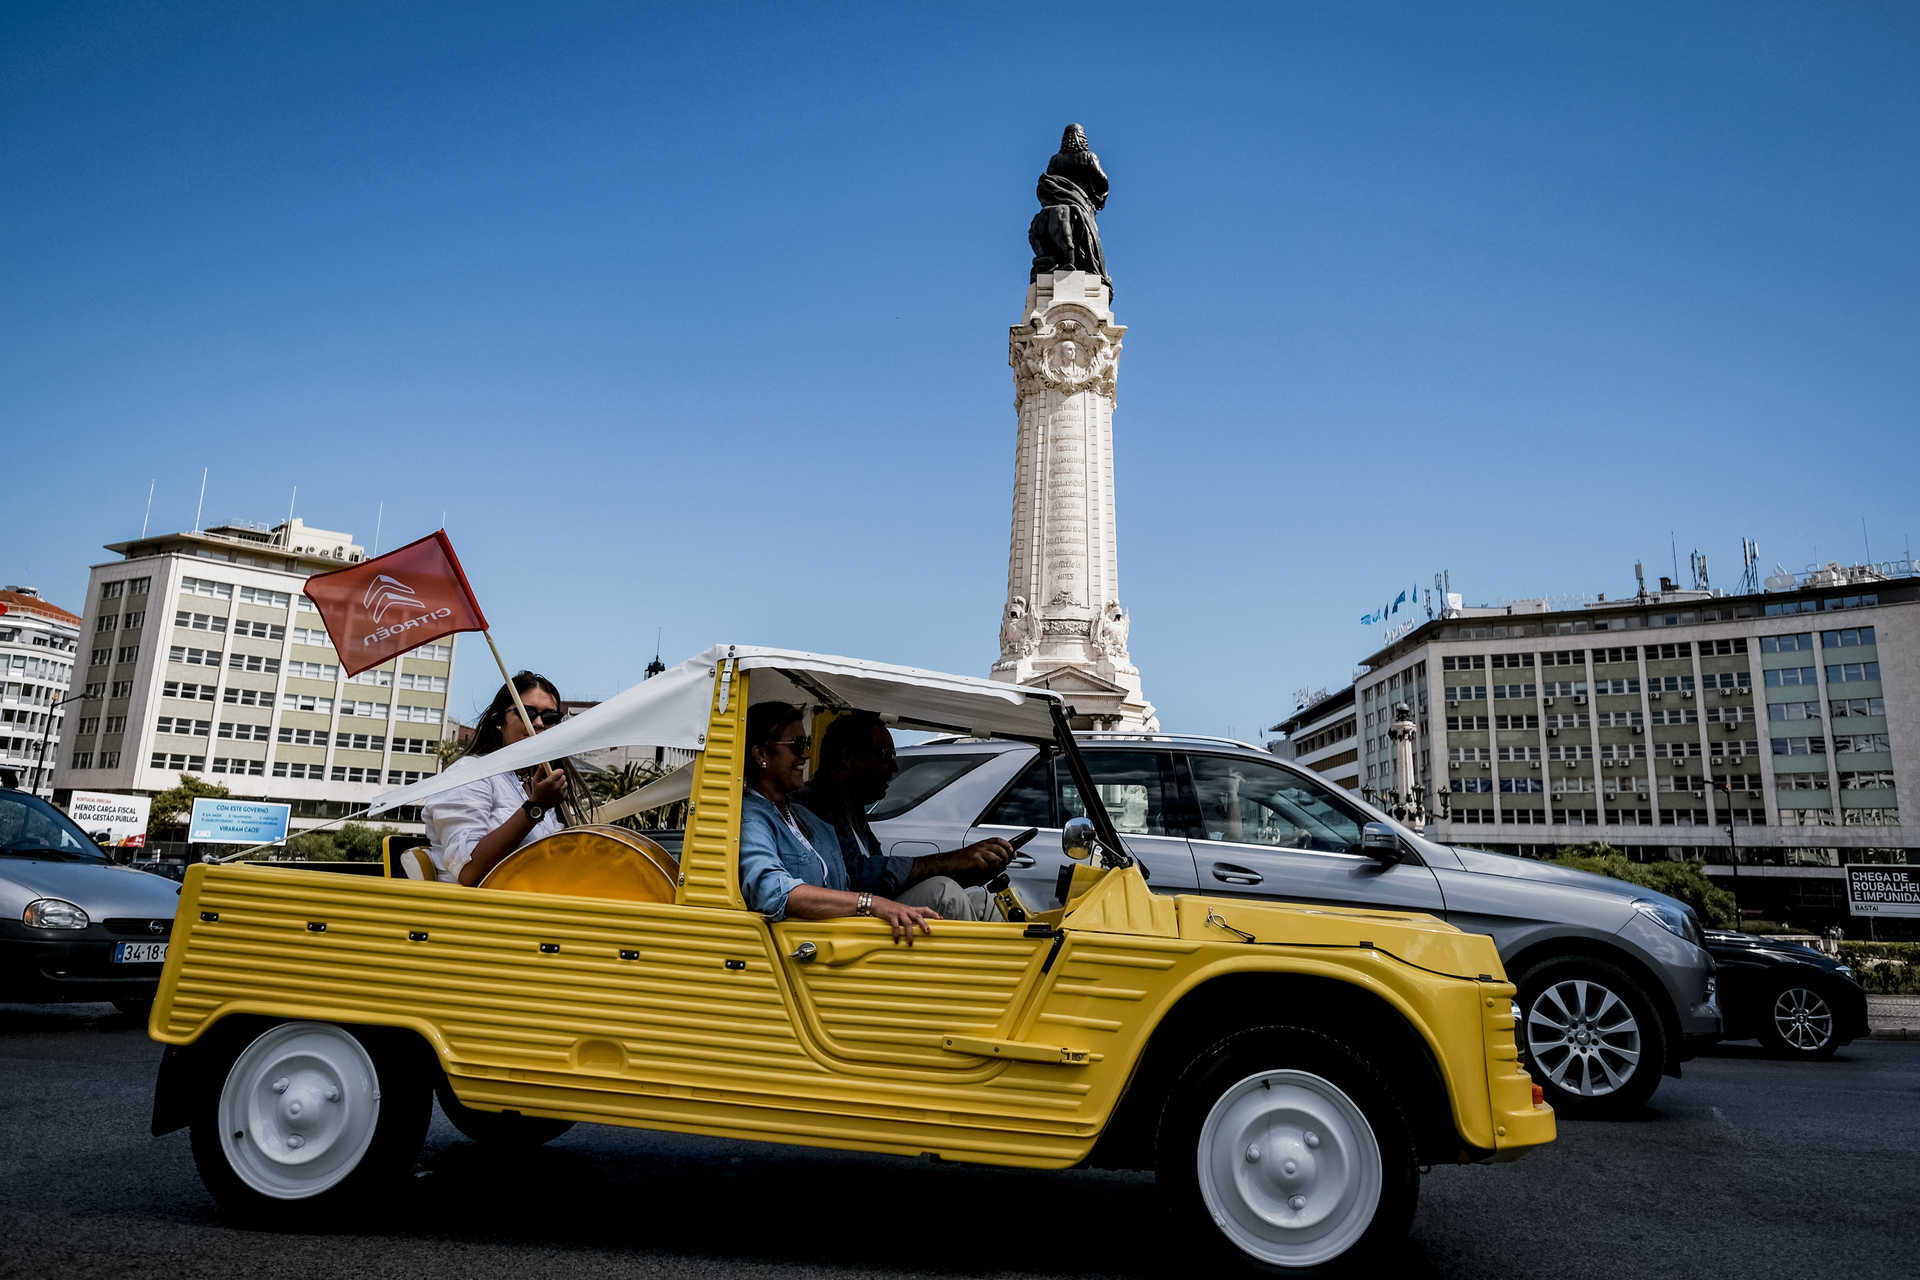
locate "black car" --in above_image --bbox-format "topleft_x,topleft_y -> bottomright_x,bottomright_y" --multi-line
1704,929 -> 1870,1059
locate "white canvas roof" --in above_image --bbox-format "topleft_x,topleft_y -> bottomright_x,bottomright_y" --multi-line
369,643 -> 1066,816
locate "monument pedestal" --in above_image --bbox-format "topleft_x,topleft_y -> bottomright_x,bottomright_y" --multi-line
991,270 -> 1157,731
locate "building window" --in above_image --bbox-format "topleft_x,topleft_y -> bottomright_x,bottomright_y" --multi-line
103,715 -> 125,733
1833,733 -> 1892,754
170,645 -> 218,667
110,680 -> 133,697
236,586 -> 292,608
232,620 -> 285,641
286,660 -> 340,681
149,752 -> 206,771
290,627 -> 333,648
1770,736 -> 1827,756
226,653 -> 281,675
273,761 -> 326,779
330,765 -> 379,784
155,716 -> 212,736
210,756 -> 265,776
334,732 -> 387,752
395,704 -> 439,723
385,770 -> 430,786
283,693 -> 335,714
1830,697 -> 1886,719
1825,662 -> 1879,684
70,750 -> 93,768
174,610 -> 229,633
129,577 -> 150,596
101,581 -> 124,601
396,673 -> 447,692
1820,626 -> 1875,648
95,615 -> 117,634
217,721 -> 272,742
1763,666 -> 1817,687
180,576 -> 233,600
1759,633 -> 1814,653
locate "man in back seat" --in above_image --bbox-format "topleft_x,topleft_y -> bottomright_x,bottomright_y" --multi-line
795,712 -> 1014,921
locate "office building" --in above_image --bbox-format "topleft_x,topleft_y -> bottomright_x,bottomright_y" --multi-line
1274,562 -> 1917,923
51,519 -> 453,833
0,587 -> 81,798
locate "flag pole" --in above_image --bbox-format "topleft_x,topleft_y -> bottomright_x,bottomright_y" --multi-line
481,629 -> 581,823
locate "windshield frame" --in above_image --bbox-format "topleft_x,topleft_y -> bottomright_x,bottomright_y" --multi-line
0,789 -> 116,864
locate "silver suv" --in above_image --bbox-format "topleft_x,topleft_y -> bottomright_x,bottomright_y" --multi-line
871,733 -> 1720,1118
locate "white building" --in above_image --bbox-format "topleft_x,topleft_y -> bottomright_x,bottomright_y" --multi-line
51,519 -> 453,835
0,587 -> 81,798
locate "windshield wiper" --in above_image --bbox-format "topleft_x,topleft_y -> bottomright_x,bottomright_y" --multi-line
0,846 -> 100,862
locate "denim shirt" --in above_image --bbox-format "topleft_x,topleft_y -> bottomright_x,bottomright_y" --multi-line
738,790 -> 849,921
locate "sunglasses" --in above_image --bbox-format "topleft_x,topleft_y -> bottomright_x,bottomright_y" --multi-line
523,709 -> 565,728
771,736 -> 812,756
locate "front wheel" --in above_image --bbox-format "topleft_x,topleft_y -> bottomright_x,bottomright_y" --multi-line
1517,957 -> 1668,1118
1758,981 -> 1840,1059
188,1021 -> 429,1227
1156,1026 -> 1417,1274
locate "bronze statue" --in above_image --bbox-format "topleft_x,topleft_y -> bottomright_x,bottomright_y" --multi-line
1029,124 -> 1110,288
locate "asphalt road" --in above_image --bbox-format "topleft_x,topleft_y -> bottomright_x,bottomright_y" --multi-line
3,1003 -> 1915,1280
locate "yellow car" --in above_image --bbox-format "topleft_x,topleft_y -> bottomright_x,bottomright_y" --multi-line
147,645 -> 1550,1273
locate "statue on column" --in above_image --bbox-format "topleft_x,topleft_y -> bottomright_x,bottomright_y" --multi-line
1028,123 -> 1110,289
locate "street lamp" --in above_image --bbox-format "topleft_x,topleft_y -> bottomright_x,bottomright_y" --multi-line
30,689 -> 95,796
1714,779 -> 1740,915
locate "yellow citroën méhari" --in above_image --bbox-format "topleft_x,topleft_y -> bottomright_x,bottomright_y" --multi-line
148,644 -> 1552,1274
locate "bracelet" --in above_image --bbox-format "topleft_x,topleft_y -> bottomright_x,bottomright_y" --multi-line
855,892 -> 873,917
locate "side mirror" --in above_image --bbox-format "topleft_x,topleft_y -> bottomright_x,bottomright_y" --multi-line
1062,816 -> 1097,861
1360,822 -> 1401,863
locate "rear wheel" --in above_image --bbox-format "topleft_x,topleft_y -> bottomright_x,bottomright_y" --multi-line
1757,980 -> 1839,1060
189,1021 -> 429,1227
435,1078 -> 575,1147
1156,1026 -> 1417,1274
1517,957 -> 1667,1118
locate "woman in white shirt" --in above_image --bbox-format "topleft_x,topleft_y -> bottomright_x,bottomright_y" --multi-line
425,671 -> 571,885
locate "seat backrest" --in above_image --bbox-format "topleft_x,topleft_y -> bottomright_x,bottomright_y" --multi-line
382,833 -> 435,881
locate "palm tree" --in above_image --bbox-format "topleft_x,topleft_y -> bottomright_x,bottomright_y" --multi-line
582,761 -> 686,831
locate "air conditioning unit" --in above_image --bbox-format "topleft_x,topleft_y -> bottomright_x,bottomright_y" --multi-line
1748,789 -> 1761,799
1574,695 -> 1588,706
1683,690 -> 1695,699
1633,725 -> 1644,734
1692,789 -> 1704,798
1530,761 -> 1541,769
1448,699 -> 1459,708
1450,762 -> 1460,770
1544,697 -> 1555,707
1547,728 -> 1559,737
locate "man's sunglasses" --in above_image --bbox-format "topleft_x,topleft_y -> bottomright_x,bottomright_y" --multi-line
524,709 -> 565,728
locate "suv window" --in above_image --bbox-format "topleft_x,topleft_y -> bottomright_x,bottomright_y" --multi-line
1186,754 -> 1363,853
1063,750 -> 1180,838
983,755 -> 1055,828
868,752 -> 995,821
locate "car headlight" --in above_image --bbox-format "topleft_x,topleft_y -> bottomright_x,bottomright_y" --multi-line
1632,898 -> 1698,945
1835,964 -> 1855,979
23,898 -> 90,930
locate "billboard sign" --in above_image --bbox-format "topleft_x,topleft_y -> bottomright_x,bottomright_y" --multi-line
65,790 -> 153,846
1844,864 -> 1920,918
188,798 -> 291,846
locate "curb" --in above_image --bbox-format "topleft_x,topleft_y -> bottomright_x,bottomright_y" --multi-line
1867,1028 -> 1919,1041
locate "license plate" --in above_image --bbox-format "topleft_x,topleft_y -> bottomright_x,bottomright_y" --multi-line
113,942 -> 168,964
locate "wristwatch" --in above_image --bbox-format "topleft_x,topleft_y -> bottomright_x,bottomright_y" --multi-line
521,799 -> 546,823
855,892 -> 873,917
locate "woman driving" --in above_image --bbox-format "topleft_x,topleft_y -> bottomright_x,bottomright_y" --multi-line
737,700 -> 939,943
424,671 -> 571,886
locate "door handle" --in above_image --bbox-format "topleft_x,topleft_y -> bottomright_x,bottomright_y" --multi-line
1212,864 -> 1263,886
790,941 -> 817,963
1007,853 -> 1036,869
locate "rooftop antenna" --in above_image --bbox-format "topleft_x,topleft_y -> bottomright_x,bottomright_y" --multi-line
286,485 -> 297,528
1739,537 -> 1761,594
1689,548 -> 1710,591
1862,517 -> 1872,565
372,500 -> 384,555
1669,533 -> 1680,584
140,479 -> 155,539
1634,560 -> 1647,604
193,467 -> 208,533
644,627 -> 666,679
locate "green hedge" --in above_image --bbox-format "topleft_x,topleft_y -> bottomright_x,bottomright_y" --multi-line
1548,845 -> 1738,928
1838,941 -> 1920,995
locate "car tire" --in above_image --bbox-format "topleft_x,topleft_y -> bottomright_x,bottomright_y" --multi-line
1155,1025 -> 1417,1275
1756,979 -> 1840,1060
1516,956 -> 1668,1119
189,1021 -> 429,1227
434,1078 -> 575,1147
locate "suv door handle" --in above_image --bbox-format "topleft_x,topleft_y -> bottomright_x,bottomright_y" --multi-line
1006,853 -> 1036,870
1211,863 -> 1263,886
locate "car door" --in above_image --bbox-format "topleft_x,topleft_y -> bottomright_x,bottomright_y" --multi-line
966,747 -> 1200,907
1180,752 -> 1445,914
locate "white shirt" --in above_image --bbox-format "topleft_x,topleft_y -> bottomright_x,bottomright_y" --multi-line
424,769 -> 564,884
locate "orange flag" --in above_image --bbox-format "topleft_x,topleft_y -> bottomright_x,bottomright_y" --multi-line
302,531 -> 488,676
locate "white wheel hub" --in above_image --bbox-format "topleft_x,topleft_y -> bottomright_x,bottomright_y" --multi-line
1196,1068 -> 1382,1268
218,1022 -> 382,1199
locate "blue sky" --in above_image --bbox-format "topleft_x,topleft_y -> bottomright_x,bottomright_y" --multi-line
5,1 -> 1917,740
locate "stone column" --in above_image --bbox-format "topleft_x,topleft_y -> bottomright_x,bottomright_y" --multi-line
991,270 -> 1157,730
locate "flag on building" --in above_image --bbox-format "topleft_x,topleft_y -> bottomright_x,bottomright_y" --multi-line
302,530 -> 488,676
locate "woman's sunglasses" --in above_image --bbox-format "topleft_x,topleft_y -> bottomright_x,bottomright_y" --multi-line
771,735 -> 812,756
523,708 -> 565,728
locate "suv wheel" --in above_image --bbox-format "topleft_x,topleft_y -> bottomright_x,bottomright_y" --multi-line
1516,957 -> 1668,1119
189,1021 -> 429,1226
1156,1025 -> 1417,1274
1758,981 -> 1839,1060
